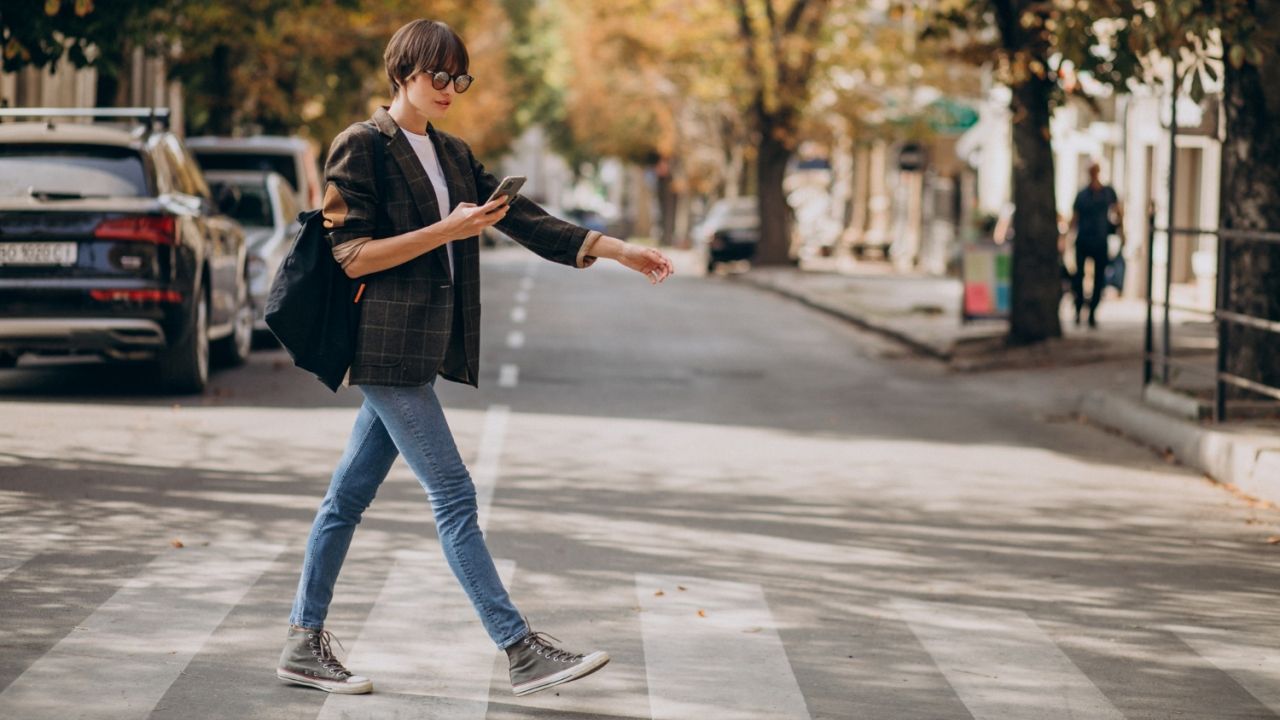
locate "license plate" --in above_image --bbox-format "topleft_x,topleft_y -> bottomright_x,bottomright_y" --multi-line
0,242 -> 78,266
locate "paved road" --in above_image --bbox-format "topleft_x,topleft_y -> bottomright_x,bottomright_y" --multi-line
2,247 -> 1280,719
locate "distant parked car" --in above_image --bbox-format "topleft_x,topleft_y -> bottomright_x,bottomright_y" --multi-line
205,171 -> 301,333
188,135 -> 322,210
0,108 -> 252,393
693,196 -> 760,272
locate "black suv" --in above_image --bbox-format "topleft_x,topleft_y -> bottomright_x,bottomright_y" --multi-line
0,108 -> 252,393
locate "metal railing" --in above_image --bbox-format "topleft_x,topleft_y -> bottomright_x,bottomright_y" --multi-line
1144,221 -> 1280,421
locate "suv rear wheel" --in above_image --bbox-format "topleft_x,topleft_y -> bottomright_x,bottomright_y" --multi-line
158,289 -> 210,394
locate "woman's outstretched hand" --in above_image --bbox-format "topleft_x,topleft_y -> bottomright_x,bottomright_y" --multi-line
592,236 -> 674,284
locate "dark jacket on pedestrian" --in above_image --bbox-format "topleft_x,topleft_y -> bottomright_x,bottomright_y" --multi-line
322,107 -> 600,387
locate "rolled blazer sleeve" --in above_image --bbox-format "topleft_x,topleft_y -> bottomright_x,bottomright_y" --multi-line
466,144 -> 599,268
322,127 -> 378,264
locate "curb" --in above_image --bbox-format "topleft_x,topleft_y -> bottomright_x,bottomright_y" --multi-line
731,274 -> 953,360
1079,389 -> 1280,504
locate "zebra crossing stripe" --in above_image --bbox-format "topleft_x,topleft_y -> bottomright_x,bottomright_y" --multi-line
472,404 -> 509,534
892,599 -> 1125,720
0,541 -> 283,720
636,574 -> 811,720
1172,625 -> 1280,713
317,550 -> 515,719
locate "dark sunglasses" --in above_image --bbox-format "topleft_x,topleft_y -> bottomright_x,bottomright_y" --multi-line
418,69 -> 473,94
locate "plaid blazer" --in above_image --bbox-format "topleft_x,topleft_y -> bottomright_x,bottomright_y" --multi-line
322,107 -> 597,387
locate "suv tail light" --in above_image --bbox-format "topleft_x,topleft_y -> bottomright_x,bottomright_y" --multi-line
90,289 -> 183,303
94,215 -> 176,245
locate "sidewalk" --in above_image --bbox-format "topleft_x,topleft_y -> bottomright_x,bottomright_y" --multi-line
734,258 -> 1196,371
732,258 -> 1280,502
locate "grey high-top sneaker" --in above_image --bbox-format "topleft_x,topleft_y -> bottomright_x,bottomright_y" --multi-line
276,626 -> 372,694
506,629 -> 610,696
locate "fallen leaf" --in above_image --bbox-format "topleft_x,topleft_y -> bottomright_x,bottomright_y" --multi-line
697,609 -> 707,618
654,590 -> 665,597
1266,536 -> 1280,545
170,539 -> 184,548
677,585 -> 687,591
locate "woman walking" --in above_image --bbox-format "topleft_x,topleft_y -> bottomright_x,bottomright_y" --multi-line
276,19 -> 674,697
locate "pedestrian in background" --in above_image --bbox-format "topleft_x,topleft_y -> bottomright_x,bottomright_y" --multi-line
276,18 -> 674,698
1066,161 -> 1124,328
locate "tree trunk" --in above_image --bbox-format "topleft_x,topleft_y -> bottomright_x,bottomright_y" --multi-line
204,43 -> 235,136
755,123 -> 794,266
1220,0 -> 1280,392
1007,76 -> 1063,344
656,159 -> 677,247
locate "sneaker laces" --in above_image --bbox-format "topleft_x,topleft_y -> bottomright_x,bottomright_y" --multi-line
308,629 -> 353,678
522,630 -> 584,663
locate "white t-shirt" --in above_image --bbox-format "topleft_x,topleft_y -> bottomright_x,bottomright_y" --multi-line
402,128 -> 454,277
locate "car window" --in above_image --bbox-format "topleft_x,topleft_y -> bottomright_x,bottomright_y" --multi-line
164,136 -> 213,203
0,144 -> 149,198
193,151 -> 298,190
212,180 -> 273,227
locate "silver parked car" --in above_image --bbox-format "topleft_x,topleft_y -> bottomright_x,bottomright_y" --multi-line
187,135 -> 322,211
204,171 -> 301,332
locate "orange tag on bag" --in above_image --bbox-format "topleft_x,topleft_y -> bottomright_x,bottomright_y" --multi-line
354,283 -> 366,303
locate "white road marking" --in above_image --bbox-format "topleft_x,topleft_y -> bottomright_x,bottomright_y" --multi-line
892,599 -> 1124,720
636,574 -> 811,720
0,541 -> 283,720
511,306 -> 527,323
318,551 -> 515,720
472,405 -> 509,533
498,364 -> 519,389
515,289 -> 530,304
1173,625 -> 1280,713
506,330 -> 525,349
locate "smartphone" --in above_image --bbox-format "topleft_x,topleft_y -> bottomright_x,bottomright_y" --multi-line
485,176 -> 526,212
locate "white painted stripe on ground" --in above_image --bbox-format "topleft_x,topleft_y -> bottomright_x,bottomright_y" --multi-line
506,330 -> 525,349
0,541 -> 283,720
511,306 -> 527,323
471,404 -> 508,534
515,289 -> 530,304
1173,625 -> 1280,713
636,574 -> 810,720
498,364 -> 519,389
892,599 -> 1124,720
318,551 -> 515,720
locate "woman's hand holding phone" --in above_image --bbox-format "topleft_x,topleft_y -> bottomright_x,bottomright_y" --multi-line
441,197 -> 509,241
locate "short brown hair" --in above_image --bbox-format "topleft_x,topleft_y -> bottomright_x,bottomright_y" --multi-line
384,19 -> 469,96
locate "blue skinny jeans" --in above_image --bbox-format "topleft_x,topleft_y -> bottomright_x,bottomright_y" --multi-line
288,381 -> 528,649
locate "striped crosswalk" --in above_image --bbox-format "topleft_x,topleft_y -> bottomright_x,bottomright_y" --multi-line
0,541 -> 284,720
893,599 -> 1126,720
7,539 -> 1280,718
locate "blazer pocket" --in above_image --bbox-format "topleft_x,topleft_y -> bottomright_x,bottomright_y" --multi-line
354,297 -> 404,368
